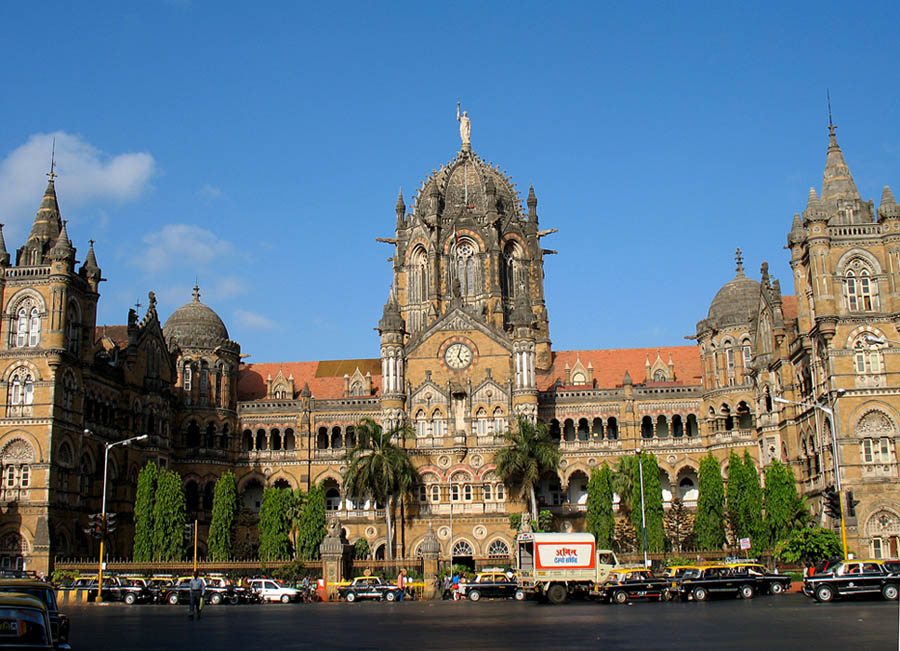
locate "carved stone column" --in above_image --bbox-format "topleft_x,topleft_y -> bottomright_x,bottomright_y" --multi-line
419,523 -> 442,600
319,518 -> 348,601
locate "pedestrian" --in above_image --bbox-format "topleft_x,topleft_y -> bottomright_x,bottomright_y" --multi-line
397,568 -> 406,601
451,572 -> 460,601
442,573 -> 451,599
188,571 -> 206,620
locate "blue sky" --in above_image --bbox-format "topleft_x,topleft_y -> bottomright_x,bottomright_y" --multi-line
2,1 -> 898,363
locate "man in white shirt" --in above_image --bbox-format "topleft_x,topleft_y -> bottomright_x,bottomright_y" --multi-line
189,571 -> 206,620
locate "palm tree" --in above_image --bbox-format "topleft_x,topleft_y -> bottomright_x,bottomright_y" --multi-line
495,416 -> 561,523
342,418 -> 417,560
611,456 -> 636,518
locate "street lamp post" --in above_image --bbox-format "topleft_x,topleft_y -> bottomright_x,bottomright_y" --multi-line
773,394 -> 848,559
86,430 -> 148,601
635,448 -> 649,568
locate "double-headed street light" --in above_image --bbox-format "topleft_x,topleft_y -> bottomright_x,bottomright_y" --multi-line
772,394 -> 848,559
84,429 -> 149,601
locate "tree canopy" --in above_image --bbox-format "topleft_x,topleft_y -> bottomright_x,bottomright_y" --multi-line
150,469 -> 186,562
764,459 -> 807,545
342,418 -> 417,560
132,462 -> 157,562
295,483 -> 325,559
207,471 -> 238,561
693,453 -> 726,550
258,486 -> 295,561
586,464 -> 615,548
494,417 -> 561,521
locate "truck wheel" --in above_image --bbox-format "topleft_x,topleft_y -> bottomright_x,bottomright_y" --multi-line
692,587 -> 708,602
468,589 -> 481,602
514,589 -> 526,601
281,594 -> 291,604
123,593 -> 137,605
882,584 -> 899,601
384,591 -> 397,602
815,585 -> 834,602
546,584 -> 567,605
613,590 -> 628,605
345,592 -> 357,603
229,595 -> 241,605
739,584 -> 755,599
210,593 -> 222,605
769,582 -> 785,595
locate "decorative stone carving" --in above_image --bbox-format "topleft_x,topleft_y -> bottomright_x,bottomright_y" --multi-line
470,454 -> 483,469
0,533 -> 27,553
319,518 -> 345,556
473,525 -> 487,540
857,411 -> 895,437
1,439 -> 34,462
419,523 -> 441,556
437,455 -> 451,469
866,510 -> 900,536
437,526 -> 450,540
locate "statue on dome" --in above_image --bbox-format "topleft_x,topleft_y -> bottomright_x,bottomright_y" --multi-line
457,101 -> 471,151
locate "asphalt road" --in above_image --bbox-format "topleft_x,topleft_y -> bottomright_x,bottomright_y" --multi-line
66,594 -> 899,650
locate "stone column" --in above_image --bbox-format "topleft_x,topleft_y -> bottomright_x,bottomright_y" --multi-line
319,519 -> 347,601
419,523 -> 442,600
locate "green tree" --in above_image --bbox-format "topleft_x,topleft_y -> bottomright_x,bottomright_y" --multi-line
353,537 -> 370,560
726,451 -> 765,549
132,461 -> 158,562
694,453 -> 726,550
342,418 -> 418,561
151,469 -> 186,561
764,459 -> 807,544
287,489 -> 306,554
295,483 -> 325,559
258,487 -> 294,561
775,526 -> 843,566
611,456 -> 636,519
494,417 -> 561,522
725,451 -> 746,542
207,471 -> 238,561
630,452 -> 665,553
586,463 -> 615,548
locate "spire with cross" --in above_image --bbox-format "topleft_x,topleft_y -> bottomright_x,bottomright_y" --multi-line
735,247 -> 744,275
47,138 -> 57,183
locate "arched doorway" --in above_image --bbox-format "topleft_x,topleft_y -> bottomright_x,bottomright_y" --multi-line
451,539 -> 474,570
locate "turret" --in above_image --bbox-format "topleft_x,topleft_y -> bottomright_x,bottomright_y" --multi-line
878,186 -> 900,221
527,184 -> 537,222
0,224 -> 10,267
395,189 -> 405,227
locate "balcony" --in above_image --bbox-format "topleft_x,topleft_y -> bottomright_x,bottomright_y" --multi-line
558,439 -> 622,452
417,502 -> 505,516
710,429 -> 755,445
326,508 -> 385,521
242,449 -> 301,462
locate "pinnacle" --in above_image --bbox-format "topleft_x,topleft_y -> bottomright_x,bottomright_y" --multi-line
882,185 -> 897,206
82,239 -> 100,273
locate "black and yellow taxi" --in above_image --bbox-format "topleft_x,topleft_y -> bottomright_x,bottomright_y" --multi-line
0,593 -> 54,650
803,559 -> 900,602
0,580 -> 69,649
338,576 -> 401,602
597,568 -> 668,604
720,562 -> 792,595
460,571 -> 525,602
670,565 -> 759,601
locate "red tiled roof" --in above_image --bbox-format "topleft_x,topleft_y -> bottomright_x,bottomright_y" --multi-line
782,295 -> 798,321
94,325 -> 129,348
238,360 -> 382,401
537,346 -> 702,391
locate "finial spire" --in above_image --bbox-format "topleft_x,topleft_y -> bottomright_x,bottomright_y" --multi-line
192,284 -> 201,301
47,138 -> 57,183
827,89 -> 835,139
735,247 -> 744,274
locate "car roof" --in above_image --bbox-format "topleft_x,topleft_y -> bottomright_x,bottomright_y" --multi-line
0,580 -> 51,589
0,593 -> 47,610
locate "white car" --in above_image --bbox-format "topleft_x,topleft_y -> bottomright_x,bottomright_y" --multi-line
248,579 -> 302,603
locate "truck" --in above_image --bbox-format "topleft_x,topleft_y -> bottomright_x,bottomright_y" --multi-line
515,532 -> 619,604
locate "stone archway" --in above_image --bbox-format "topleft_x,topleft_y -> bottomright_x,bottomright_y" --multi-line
865,508 -> 900,558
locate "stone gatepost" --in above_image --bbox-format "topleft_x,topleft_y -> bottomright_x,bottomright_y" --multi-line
419,523 -> 442,600
319,519 -> 348,601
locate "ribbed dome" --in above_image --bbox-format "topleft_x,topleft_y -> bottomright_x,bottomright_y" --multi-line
708,272 -> 759,327
163,286 -> 229,350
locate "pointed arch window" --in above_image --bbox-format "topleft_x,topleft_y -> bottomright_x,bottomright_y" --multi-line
854,337 -> 882,375
454,242 -> 479,297
8,369 -> 34,417
847,267 -> 876,312
431,410 -> 445,438
409,247 -> 428,304
66,303 -> 81,354
13,303 -> 41,349
493,407 -> 506,434
415,410 -> 427,438
475,408 -> 488,435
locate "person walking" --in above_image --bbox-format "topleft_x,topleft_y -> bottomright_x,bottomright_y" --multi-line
188,571 -> 206,620
451,572 -> 460,601
396,569 -> 406,602
442,573 -> 451,599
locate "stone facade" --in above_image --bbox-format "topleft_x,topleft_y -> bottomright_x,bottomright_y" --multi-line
2,122 -> 899,573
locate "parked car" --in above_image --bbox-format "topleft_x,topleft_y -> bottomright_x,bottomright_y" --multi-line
598,568 -> 668,604
0,593 -> 55,650
337,577 -> 401,602
670,565 -> 760,601
803,559 -> 900,602
720,562 -> 791,595
66,576 -> 150,605
0,580 -> 70,649
247,579 -> 302,603
460,571 -> 525,602
164,576 -> 239,606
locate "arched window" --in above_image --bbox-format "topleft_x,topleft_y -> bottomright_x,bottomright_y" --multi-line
742,340 -> 752,368
846,262 -> 877,312
62,373 -> 76,411
325,488 -> 341,512
198,362 -> 209,405
453,241 -> 479,297
66,303 -> 81,354
451,540 -> 473,558
475,408 -> 488,435
493,408 -> 506,434
487,539 -> 510,558
7,369 -> 35,417
431,411 -> 445,438
415,411 -> 427,438
183,364 -> 192,391
409,247 -> 428,304
12,300 -> 42,349
854,336 -> 882,375
653,370 -> 667,382
28,308 -> 40,347
501,241 -> 525,301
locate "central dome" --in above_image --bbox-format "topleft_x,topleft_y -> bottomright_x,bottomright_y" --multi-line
163,286 -> 229,350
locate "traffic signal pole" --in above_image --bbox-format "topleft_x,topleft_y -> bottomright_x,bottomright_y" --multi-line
193,519 -> 198,574
838,489 -> 849,561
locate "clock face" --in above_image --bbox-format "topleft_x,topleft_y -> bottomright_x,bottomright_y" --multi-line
444,342 -> 473,370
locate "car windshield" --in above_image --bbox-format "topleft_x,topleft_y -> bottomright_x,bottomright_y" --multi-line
0,587 -> 56,613
0,606 -> 49,644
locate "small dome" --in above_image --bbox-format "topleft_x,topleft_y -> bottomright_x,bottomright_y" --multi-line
163,286 -> 229,350
708,272 -> 759,327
